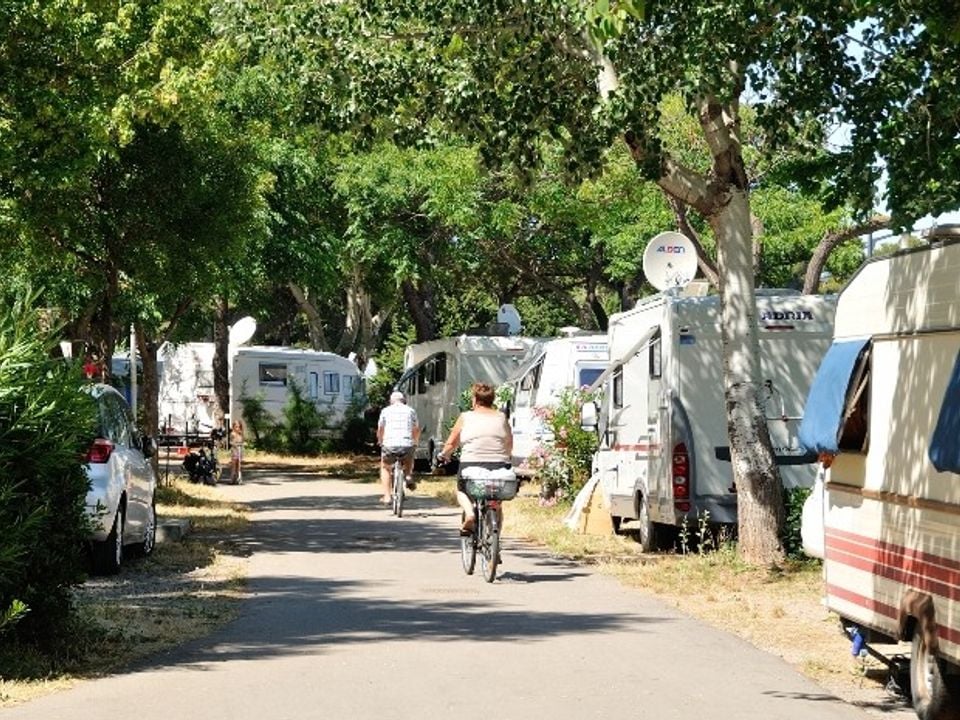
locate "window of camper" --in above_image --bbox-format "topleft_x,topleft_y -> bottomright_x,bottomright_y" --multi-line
259,363 -> 287,386
838,344 -> 871,453
578,367 -> 603,389
323,371 -> 340,395
308,372 -> 319,400
435,354 -> 447,382
649,334 -> 662,379
613,367 -> 624,409
417,365 -> 427,394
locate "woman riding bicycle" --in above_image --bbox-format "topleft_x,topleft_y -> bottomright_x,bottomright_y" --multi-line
438,382 -> 512,534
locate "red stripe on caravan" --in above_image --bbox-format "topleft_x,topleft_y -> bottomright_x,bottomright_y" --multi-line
825,583 -> 899,621
611,443 -> 655,452
829,527 -> 960,573
826,583 -> 960,647
826,532 -> 960,603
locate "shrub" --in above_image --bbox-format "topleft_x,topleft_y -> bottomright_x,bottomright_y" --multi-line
526,386 -> 599,502
0,292 -> 94,647
239,390 -> 271,446
280,380 -> 326,454
782,485 -> 812,560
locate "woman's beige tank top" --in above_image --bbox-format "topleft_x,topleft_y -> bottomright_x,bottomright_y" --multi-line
459,410 -> 510,463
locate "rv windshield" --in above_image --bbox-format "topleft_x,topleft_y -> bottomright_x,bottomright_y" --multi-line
578,367 -> 604,388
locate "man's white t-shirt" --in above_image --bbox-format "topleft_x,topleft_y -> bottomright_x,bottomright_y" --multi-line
378,403 -> 419,447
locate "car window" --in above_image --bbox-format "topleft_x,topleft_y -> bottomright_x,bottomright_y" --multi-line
99,393 -> 132,447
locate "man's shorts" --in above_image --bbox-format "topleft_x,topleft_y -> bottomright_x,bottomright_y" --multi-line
381,446 -> 414,463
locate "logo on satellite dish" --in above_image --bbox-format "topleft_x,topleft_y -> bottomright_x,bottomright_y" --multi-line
655,244 -> 688,254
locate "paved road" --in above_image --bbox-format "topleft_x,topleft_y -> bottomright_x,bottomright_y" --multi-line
7,469 -> 896,720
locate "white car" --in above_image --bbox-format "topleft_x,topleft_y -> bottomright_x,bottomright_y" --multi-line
84,384 -> 158,574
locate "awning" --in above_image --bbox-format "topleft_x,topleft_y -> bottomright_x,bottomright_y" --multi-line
930,350 -> 960,474
798,337 -> 871,455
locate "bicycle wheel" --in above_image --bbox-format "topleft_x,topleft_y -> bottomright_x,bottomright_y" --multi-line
480,505 -> 500,583
460,510 -> 476,575
392,462 -> 405,517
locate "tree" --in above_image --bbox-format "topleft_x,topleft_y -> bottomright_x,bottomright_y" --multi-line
218,0 -> 960,564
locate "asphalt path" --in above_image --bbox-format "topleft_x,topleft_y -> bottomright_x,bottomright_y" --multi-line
6,468 -> 895,720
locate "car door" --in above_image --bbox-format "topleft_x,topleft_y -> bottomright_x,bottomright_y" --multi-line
107,392 -> 155,539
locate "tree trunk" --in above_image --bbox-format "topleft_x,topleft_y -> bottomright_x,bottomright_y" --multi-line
135,324 -> 162,478
802,215 -> 891,294
288,283 -> 330,350
212,297 -> 230,428
401,279 -> 437,342
712,191 -> 785,566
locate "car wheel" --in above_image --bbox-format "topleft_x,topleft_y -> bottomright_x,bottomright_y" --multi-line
135,499 -> 157,557
92,506 -> 124,575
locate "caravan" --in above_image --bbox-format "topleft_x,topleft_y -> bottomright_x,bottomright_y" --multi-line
504,333 -> 608,470
798,239 -> 960,719
395,334 -> 540,467
588,289 -> 836,549
158,343 -> 364,439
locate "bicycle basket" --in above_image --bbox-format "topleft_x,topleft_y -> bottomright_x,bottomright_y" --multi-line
462,467 -> 519,500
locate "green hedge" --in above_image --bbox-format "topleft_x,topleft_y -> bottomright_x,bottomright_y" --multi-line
0,293 -> 94,646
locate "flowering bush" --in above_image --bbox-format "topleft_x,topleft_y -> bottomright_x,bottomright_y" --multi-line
526,386 -> 599,503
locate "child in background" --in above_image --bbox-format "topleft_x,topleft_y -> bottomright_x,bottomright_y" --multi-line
230,420 -> 245,485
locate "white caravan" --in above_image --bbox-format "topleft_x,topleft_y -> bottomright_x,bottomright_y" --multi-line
504,333 -> 609,471
158,342 -> 216,433
158,343 -> 364,438
798,239 -> 960,719
229,346 -> 364,437
588,289 -> 836,549
395,334 -> 541,466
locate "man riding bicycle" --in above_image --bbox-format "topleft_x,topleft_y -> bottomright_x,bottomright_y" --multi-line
376,390 -> 421,505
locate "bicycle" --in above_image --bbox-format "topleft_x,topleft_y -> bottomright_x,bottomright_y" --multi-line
385,451 -> 407,518
458,466 -> 518,583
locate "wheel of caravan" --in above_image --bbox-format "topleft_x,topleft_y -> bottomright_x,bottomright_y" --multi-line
911,627 -> 960,720
480,507 -> 500,583
636,498 -> 658,553
460,512 -> 476,575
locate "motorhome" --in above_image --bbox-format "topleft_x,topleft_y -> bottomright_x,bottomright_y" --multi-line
504,333 -> 609,471
158,342 -> 364,438
587,289 -> 836,550
395,334 -> 541,467
798,239 -> 960,719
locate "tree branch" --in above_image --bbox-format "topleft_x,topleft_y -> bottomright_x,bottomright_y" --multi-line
802,214 -> 891,294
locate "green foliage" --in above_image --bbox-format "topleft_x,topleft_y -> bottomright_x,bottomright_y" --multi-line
782,486 -> 812,560
0,291 -> 94,646
526,387 -> 599,502
239,391 -> 271,446
280,381 -> 326,455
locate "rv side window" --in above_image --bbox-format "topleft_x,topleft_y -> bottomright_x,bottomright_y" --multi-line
649,336 -> 662,379
417,366 -> 427,394
433,354 -> 447,383
259,363 -> 287,386
323,371 -> 340,395
838,345 -> 871,453
308,372 -> 319,400
613,368 -> 624,409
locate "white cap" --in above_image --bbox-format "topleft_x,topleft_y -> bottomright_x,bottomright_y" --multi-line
390,390 -> 405,403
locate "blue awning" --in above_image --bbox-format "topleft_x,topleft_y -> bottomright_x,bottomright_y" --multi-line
798,338 -> 871,455
930,350 -> 960,474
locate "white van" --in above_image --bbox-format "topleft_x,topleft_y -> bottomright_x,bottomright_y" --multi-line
587,289 -> 835,550
798,238 -> 960,719
504,333 -> 608,471
395,334 -> 541,467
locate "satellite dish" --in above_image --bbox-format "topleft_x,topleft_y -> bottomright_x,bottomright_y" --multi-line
642,232 -> 698,291
229,316 -> 257,346
497,304 -> 522,336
